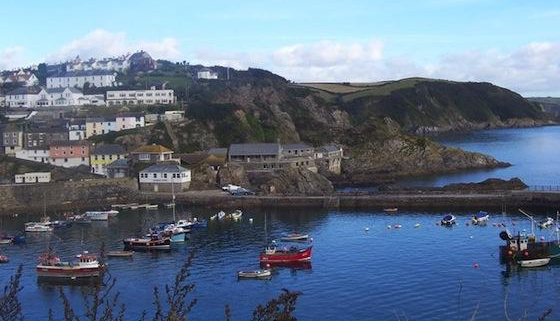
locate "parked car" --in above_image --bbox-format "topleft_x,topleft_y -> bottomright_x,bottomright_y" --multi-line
222,184 -> 241,192
231,188 -> 255,196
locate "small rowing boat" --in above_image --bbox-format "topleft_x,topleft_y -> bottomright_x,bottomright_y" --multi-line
538,217 -> 554,229
237,269 -> 271,279
517,258 -> 550,268
107,250 -> 134,258
0,255 -> 9,263
472,211 -> 490,225
441,214 -> 456,226
280,233 -> 310,242
384,208 -> 398,214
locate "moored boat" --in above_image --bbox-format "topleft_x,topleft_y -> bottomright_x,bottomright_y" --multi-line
25,222 -> 54,232
259,245 -> 312,263
36,251 -> 105,279
0,255 -> 9,263
238,269 -> 272,279
48,220 -> 72,229
384,208 -> 398,214
0,235 -> 13,245
279,233 -> 310,242
518,257 -> 550,268
538,217 -> 554,229
85,211 -> 110,221
68,214 -> 92,224
123,234 -> 171,250
228,210 -> 243,221
472,211 -> 490,225
211,211 -> 226,221
441,214 -> 456,226
107,250 -> 134,258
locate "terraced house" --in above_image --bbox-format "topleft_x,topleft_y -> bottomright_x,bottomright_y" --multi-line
49,140 -> 90,168
106,89 -> 175,106
90,144 -> 126,176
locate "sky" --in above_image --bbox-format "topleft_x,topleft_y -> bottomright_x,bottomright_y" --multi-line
1,0 -> 559,96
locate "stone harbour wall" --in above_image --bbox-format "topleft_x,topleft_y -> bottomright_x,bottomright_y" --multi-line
0,178 -> 139,214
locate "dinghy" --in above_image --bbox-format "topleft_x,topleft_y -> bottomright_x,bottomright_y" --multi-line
517,258 -> 550,268
538,217 -> 554,229
0,255 -> 9,263
280,233 -> 310,242
237,269 -> 271,279
472,211 -> 490,225
441,214 -> 456,226
383,208 -> 398,214
107,250 -> 134,258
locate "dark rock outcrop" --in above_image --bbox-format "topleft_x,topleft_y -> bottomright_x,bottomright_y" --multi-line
259,168 -> 334,196
442,177 -> 528,191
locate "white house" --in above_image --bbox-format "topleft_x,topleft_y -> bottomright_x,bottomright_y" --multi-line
3,70 -> 39,87
106,89 -> 176,106
14,172 -> 51,184
68,120 -> 87,141
36,87 -> 84,107
115,112 -> 145,131
47,70 -> 116,89
66,55 -> 130,73
77,94 -> 105,106
197,68 -> 218,80
85,118 -> 117,138
5,87 -> 41,108
15,148 -> 50,163
138,163 -> 191,192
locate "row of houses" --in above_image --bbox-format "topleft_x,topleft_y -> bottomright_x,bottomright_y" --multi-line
2,113 -> 145,154
0,70 -> 39,87
3,87 -> 176,108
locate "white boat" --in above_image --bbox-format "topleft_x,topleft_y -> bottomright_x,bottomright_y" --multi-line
107,250 -> 134,258
229,210 -> 243,221
539,217 -> 554,229
472,211 -> 490,225
237,269 -> 271,279
441,214 -> 456,226
280,233 -> 310,242
211,211 -> 226,221
25,222 -> 54,232
36,251 -> 105,279
85,211 -> 110,221
518,258 -> 551,268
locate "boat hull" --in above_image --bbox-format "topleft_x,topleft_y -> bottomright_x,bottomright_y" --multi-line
259,247 -> 312,263
85,212 -> 110,221
123,238 -> 171,250
170,232 -> 187,243
36,266 -> 103,278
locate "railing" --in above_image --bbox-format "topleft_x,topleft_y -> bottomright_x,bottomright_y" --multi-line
527,185 -> 560,191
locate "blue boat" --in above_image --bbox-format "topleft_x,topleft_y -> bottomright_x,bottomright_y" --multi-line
472,211 -> 489,225
150,222 -> 187,243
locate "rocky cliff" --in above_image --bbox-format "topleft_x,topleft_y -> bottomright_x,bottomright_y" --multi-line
89,69 -> 551,186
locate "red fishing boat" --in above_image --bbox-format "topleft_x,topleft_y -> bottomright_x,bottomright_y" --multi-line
36,251 -> 105,279
259,245 -> 312,263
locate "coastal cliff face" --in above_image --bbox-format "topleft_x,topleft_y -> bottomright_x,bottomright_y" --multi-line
92,70 -> 550,185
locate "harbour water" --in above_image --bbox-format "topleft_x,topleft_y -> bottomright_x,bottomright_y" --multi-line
1,207 -> 560,320
397,125 -> 560,187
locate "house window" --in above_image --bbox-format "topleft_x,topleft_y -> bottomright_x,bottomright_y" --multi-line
163,173 -> 167,178
153,173 -> 157,178
139,153 -> 150,161
64,158 -> 68,162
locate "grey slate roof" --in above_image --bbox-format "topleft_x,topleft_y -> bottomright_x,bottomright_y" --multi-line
92,144 -> 126,155
228,143 -> 281,156
50,70 -> 115,78
7,86 -> 42,95
208,148 -> 228,156
46,87 -> 82,94
140,164 -> 189,173
283,143 -> 312,150
107,159 -> 129,168
318,145 -> 341,153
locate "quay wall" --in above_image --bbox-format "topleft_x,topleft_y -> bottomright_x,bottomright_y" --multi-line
143,190 -> 560,211
0,178 -> 139,214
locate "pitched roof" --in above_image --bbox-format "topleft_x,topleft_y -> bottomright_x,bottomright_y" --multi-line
45,87 -> 82,94
7,86 -> 42,95
92,144 -> 126,155
49,70 -> 115,78
228,143 -> 280,156
318,145 -> 341,153
208,147 -> 228,156
283,143 -> 312,150
131,144 -> 173,154
107,158 -> 129,168
140,163 -> 189,173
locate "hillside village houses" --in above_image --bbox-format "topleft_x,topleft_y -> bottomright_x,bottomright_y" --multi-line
90,144 -> 126,176
49,140 -> 90,168
106,88 -> 176,106
197,68 -> 219,80
5,86 -> 105,108
66,55 -> 130,73
46,70 -> 117,89
130,144 -> 175,163
68,119 -> 86,140
85,113 -> 145,138
24,127 -> 68,148
3,124 -> 24,155
14,172 -> 51,184
1,70 -> 39,87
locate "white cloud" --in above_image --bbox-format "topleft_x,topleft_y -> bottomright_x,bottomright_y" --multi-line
0,46 -> 25,70
46,29 -> 181,63
192,39 -> 560,96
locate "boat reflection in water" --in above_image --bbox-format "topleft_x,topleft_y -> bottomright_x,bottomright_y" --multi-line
260,260 -> 312,270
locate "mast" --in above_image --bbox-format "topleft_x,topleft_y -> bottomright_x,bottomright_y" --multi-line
518,209 -> 535,235
171,173 -> 176,222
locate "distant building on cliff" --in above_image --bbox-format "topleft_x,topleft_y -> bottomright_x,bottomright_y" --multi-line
315,145 -> 343,174
47,70 -> 116,89
197,68 -> 218,80
227,143 -> 317,173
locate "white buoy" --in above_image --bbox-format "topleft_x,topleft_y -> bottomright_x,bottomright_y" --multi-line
365,227 -> 370,232
387,225 -> 392,229
414,223 -> 421,228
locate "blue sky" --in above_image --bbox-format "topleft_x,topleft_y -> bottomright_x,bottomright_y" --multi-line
1,0 -> 560,95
